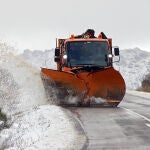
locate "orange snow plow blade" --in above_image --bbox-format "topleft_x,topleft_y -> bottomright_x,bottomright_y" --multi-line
41,68 -> 87,95
41,67 -> 125,106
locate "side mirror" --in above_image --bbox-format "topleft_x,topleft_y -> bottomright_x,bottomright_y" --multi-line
55,48 -> 60,56
114,47 -> 119,56
54,57 -> 60,62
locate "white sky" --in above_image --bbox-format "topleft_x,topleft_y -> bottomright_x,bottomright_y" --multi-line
0,0 -> 150,52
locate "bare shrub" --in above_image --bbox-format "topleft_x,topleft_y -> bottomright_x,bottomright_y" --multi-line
138,74 -> 150,92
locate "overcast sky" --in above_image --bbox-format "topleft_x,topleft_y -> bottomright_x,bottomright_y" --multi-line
0,0 -> 150,52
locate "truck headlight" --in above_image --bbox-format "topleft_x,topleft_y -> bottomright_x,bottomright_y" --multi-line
63,55 -> 67,59
108,54 -> 113,58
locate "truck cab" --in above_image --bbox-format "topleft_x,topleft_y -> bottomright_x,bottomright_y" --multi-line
55,34 -> 119,73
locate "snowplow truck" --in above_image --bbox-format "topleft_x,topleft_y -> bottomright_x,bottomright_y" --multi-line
41,32 -> 126,106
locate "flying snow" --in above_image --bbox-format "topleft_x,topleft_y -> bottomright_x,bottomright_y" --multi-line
0,43 -> 86,149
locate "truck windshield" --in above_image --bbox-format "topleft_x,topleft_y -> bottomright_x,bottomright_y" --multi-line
66,41 -> 110,67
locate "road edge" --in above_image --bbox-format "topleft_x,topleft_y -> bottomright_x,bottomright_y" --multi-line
61,107 -> 89,150
126,90 -> 150,100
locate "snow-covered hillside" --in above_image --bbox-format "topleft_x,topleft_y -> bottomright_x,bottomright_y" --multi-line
20,49 -> 56,70
118,48 -> 150,89
20,48 -> 150,90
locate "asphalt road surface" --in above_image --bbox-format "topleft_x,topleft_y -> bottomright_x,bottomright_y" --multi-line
70,94 -> 150,150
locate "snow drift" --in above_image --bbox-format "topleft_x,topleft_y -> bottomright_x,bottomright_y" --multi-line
0,43 -> 86,149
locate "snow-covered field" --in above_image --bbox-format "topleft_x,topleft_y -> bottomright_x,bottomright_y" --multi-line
0,44 -> 86,149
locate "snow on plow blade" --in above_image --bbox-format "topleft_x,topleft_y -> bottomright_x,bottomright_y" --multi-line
41,67 -> 126,106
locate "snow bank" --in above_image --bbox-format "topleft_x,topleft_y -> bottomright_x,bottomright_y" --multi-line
0,105 -> 86,149
0,44 -> 86,149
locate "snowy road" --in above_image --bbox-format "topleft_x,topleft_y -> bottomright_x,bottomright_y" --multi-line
70,93 -> 150,150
